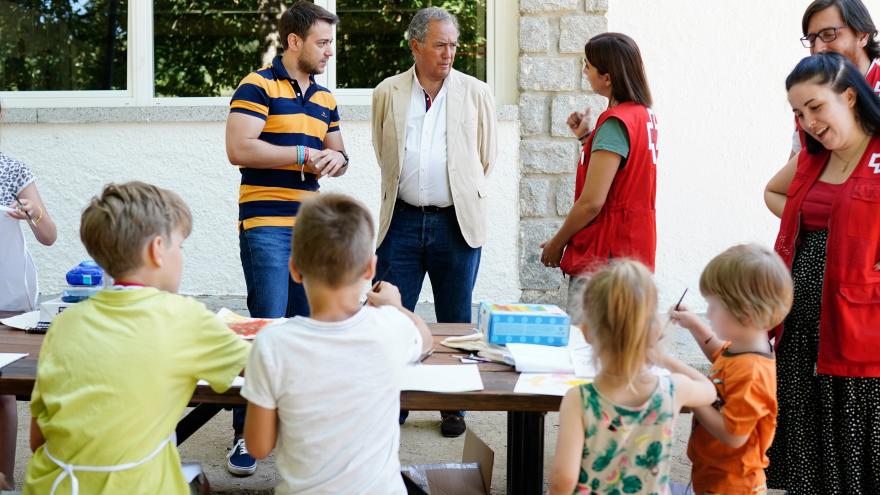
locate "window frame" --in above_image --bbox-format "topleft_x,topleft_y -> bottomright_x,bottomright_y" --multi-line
0,0 -> 496,108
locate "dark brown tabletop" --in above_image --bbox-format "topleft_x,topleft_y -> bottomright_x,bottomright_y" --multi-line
0,311 -> 557,494
0,313 -> 563,412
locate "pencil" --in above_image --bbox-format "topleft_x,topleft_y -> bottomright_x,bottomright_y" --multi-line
674,288 -> 688,311
362,266 -> 393,306
418,349 -> 434,363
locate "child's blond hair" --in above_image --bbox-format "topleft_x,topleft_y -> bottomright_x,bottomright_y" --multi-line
292,193 -> 374,288
581,259 -> 658,386
700,244 -> 793,329
80,181 -> 192,278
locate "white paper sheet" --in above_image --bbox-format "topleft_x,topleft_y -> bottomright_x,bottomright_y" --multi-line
506,343 -> 574,373
0,310 -> 40,330
513,373 -> 591,396
401,364 -> 484,392
197,376 -> 245,388
0,353 -> 28,370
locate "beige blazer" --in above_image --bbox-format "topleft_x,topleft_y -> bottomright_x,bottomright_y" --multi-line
371,66 -> 498,248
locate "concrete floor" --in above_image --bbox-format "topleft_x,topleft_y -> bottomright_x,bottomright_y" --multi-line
5,297 -> 783,494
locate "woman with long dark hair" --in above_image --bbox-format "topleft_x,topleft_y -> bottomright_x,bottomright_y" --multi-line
764,52 -> 880,493
540,32 -> 659,309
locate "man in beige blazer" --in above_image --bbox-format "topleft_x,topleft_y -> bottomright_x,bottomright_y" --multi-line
371,7 -> 497,437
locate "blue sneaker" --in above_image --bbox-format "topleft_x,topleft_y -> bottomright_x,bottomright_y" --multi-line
226,437 -> 257,476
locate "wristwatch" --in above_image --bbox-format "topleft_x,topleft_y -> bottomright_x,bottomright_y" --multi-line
339,150 -> 350,167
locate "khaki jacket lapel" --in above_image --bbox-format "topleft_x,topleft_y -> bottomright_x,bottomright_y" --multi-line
392,66 -> 416,175
445,70 -> 464,162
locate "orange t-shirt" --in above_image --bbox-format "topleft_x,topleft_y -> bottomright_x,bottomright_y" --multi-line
687,342 -> 777,494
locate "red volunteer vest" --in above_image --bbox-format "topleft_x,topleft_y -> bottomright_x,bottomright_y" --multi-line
795,58 -> 880,149
559,102 -> 658,275
773,135 -> 880,377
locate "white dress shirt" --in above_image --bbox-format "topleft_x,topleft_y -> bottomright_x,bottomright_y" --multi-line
398,72 -> 453,207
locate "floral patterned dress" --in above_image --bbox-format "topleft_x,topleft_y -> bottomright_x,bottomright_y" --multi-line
575,375 -> 676,495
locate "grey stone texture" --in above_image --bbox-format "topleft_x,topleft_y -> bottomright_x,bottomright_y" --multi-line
550,93 -> 607,137
586,0 -> 610,12
520,0 -> 580,14
519,16 -> 552,53
521,140 -> 578,174
559,14 -> 608,53
519,219 -> 565,290
519,57 -> 580,91
518,93 -> 550,137
520,176 -> 552,217
555,174 -> 576,216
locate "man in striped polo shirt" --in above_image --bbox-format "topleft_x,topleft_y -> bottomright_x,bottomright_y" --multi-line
224,0 -> 348,475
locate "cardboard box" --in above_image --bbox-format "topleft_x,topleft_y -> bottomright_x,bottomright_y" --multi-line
402,431 -> 494,495
478,302 -> 571,347
39,298 -> 76,323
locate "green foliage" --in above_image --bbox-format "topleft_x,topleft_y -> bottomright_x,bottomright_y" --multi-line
334,0 -> 486,88
0,0 -> 127,90
153,0 -> 277,97
1,0 -> 486,96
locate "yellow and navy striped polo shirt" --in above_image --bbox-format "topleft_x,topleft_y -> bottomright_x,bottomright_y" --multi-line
230,56 -> 341,230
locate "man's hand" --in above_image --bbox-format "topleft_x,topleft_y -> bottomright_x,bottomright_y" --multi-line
366,281 -> 403,308
308,149 -> 347,177
567,107 -> 593,139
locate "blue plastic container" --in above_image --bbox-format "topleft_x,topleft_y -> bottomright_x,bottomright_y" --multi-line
66,261 -> 104,286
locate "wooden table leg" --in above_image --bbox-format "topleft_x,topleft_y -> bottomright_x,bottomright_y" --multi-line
176,404 -> 223,445
507,411 -> 545,495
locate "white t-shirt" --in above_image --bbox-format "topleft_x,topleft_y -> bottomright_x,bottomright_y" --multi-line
241,305 -> 423,495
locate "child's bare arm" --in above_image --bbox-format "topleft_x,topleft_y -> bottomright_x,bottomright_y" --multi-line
243,403 -> 277,459
693,405 -> 750,448
652,351 -> 716,412
669,305 -> 724,362
29,417 -> 45,452
367,282 -> 432,354
548,389 -> 586,495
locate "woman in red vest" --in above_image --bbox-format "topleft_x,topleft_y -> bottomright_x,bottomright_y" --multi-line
540,32 -> 658,307
764,52 -> 880,493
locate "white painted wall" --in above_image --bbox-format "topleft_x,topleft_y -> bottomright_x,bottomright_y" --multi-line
1,119 -> 521,303
608,0 -> 880,310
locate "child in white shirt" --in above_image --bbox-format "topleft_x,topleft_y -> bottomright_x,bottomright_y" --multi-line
241,193 -> 432,495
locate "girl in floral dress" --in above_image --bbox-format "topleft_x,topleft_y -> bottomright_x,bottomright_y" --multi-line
549,259 -> 715,494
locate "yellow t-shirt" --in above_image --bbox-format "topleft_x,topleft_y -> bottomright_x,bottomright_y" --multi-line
24,288 -> 250,495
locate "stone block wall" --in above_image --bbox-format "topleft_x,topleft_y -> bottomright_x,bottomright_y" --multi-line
518,0 -> 609,306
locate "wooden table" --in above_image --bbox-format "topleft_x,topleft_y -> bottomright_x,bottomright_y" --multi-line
0,314 -> 561,495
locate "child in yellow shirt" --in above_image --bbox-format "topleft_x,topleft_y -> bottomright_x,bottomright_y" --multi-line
24,182 -> 250,495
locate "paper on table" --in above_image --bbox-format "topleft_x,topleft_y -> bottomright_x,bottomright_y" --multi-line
514,373 -> 590,396
0,353 -> 28,370
401,364 -> 484,392
0,310 -> 40,331
197,376 -> 245,388
506,343 -> 573,373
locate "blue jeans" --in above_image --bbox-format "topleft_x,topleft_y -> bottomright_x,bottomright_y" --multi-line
376,202 -> 480,419
234,226 -> 311,434
375,204 -> 480,322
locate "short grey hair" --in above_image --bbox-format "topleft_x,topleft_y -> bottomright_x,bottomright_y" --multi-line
405,7 -> 459,44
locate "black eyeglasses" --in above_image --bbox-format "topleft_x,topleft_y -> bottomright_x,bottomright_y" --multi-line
801,26 -> 849,48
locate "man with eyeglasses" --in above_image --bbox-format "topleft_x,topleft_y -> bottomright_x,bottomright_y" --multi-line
791,0 -> 880,155
371,7 -> 497,438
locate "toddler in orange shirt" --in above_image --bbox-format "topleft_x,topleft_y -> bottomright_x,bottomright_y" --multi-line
671,244 -> 793,495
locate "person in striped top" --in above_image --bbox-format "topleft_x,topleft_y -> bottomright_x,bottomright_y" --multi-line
223,0 -> 348,476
